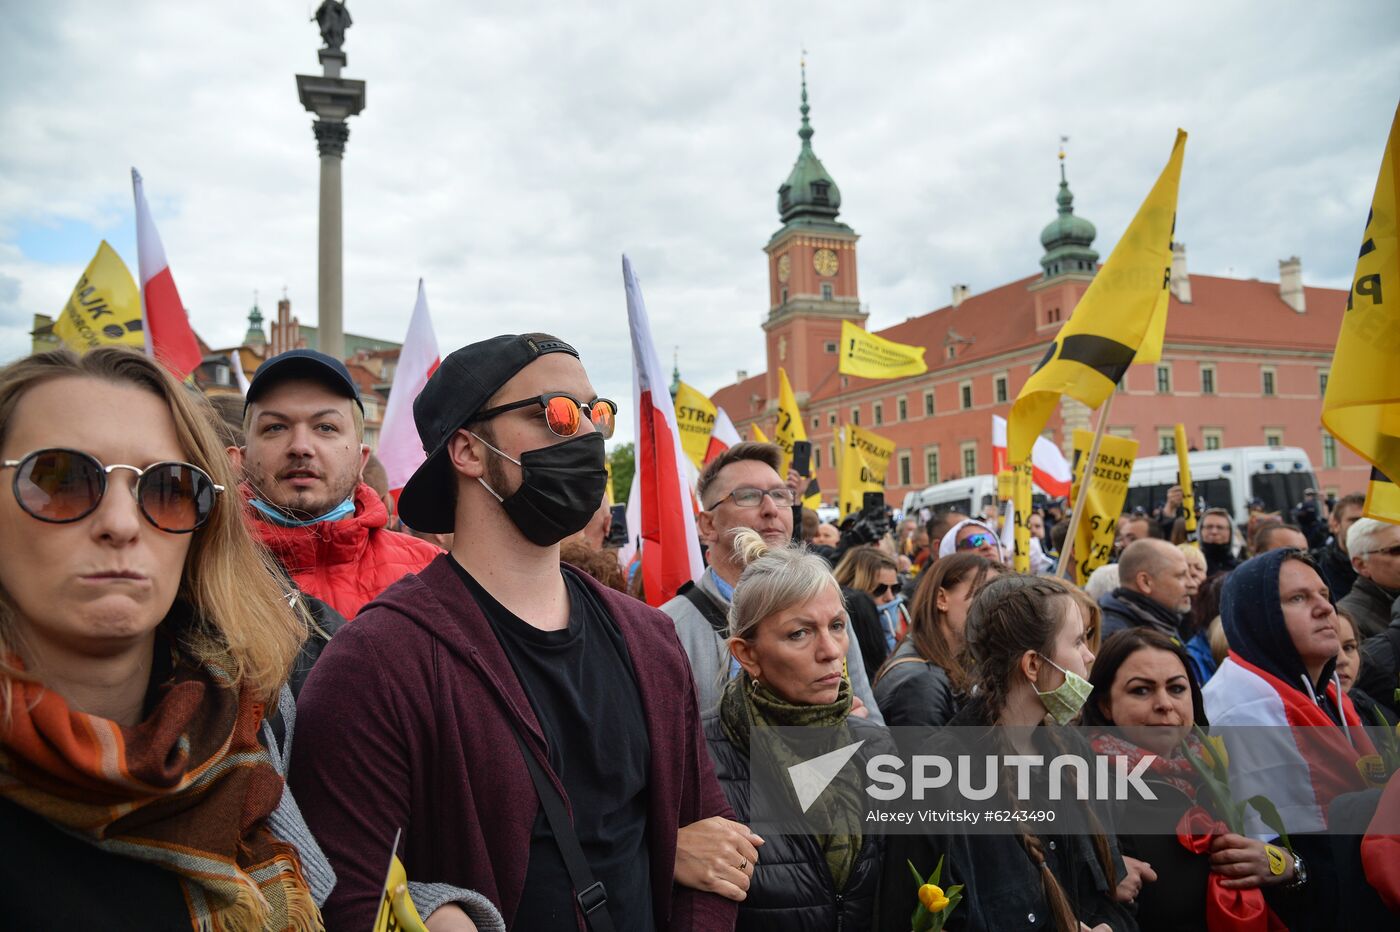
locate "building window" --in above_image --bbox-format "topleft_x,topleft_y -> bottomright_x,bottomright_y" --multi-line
1156,364 -> 1172,394
214,364 -> 230,386
828,412 -> 837,426
1203,428 -> 1223,450
824,340 -> 838,353
961,442 -> 977,477
829,443 -> 836,465
1200,365 -> 1216,395
852,407 -> 861,426
923,390 -> 935,416
924,447 -> 940,484
960,381 -> 973,410
946,345 -> 956,360
898,452 -> 912,487
994,374 -> 1008,404
897,396 -> 908,421
873,401 -> 884,426
821,283 -> 834,301
1264,428 -> 1283,448
1322,430 -> 1337,468
1158,429 -> 1176,455
1318,369 -> 1329,396
811,416 -> 819,430
1261,367 -> 1276,397
780,287 -> 788,304
814,446 -> 822,470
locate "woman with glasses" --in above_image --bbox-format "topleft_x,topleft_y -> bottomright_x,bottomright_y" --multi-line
872,553 -> 1004,732
935,517 -> 1005,563
704,528 -> 895,931
833,547 -> 902,678
0,348 -> 324,930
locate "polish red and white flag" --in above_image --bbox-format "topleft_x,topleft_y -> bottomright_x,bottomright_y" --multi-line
624,255 -> 703,605
704,406 -> 743,464
131,169 -> 203,378
379,280 -> 442,499
992,414 -> 1073,498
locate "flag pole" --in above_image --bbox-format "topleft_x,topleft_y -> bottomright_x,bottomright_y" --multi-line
1055,391 -> 1117,578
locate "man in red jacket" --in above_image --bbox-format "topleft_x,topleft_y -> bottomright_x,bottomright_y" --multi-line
231,349 -> 439,618
289,334 -> 739,931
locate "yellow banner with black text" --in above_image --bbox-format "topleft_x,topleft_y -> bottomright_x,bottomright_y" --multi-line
1070,429 -> 1140,586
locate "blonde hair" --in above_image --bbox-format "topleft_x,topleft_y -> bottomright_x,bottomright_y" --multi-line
726,528 -> 842,641
0,348 -> 305,705
832,546 -> 898,594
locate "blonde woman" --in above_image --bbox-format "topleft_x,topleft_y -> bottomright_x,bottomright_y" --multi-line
0,348 -> 324,930
705,530 -> 895,931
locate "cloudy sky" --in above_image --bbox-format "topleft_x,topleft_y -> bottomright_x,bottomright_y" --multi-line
2,1 -> 1396,443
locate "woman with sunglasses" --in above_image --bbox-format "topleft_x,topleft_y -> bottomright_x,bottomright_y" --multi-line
935,516 -> 1005,563
833,546 -> 902,676
0,348 -> 324,931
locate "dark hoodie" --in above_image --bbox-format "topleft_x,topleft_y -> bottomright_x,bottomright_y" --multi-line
288,554 -> 737,931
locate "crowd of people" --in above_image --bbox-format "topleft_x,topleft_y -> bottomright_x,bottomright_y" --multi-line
2,336 -> 1399,930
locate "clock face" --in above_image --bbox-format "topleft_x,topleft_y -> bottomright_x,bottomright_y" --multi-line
813,247 -> 839,277
777,254 -> 791,283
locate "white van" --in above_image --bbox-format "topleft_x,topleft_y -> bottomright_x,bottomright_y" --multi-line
902,475 -> 1052,520
1124,446 -> 1317,524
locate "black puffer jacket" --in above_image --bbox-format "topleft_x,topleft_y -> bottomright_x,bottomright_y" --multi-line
872,638 -> 957,732
703,712 -> 892,932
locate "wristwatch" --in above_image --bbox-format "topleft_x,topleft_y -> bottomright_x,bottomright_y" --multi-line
1280,850 -> 1308,890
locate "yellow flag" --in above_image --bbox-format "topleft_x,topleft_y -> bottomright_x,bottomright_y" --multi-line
1321,103 -> 1400,520
52,241 -> 144,352
1174,424 -> 1197,540
1069,429 -> 1140,586
373,847 -> 429,932
673,381 -> 717,470
1008,130 -> 1187,466
1011,460 -> 1032,573
775,367 -> 808,477
1366,468 -> 1400,523
751,423 -> 771,443
838,320 -> 928,379
837,423 -> 895,519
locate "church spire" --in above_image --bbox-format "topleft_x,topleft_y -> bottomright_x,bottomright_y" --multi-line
1039,140 -> 1099,280
776,54 -> 843,225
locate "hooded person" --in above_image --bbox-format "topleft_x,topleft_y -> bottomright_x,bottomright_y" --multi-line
289,334 -> 738,931
936,517 -> 1005,563
1202,549 -> 1379,930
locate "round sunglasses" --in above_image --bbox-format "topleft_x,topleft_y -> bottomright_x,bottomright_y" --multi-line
472,393 -> 617,439
1,447 -> 223,533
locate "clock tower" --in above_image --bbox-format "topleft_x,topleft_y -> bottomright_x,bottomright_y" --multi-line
763,61 -> 864,406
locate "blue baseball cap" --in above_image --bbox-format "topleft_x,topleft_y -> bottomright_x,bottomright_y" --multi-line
245,348 -> 363,413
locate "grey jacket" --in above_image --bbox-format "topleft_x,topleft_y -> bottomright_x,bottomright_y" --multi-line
1338,575 -> 1398,640
661,568 -> 884,724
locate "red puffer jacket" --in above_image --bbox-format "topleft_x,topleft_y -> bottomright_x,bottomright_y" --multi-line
245,482 -> 441,618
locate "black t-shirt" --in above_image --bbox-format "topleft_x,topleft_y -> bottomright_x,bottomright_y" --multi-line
450,558 -> 654,931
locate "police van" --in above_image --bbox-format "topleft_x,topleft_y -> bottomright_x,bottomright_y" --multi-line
1123,446 -> 1317,524
902,475 -> 1051,520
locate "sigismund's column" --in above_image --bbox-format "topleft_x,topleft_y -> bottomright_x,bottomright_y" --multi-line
296,1 -> 365,360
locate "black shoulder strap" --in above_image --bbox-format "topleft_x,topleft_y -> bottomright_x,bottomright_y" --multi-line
677,580 -> 730,634
506,719 -> 616,932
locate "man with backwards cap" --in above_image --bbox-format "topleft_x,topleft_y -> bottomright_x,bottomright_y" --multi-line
290,334 -> 739,931
232,348 -> 440,618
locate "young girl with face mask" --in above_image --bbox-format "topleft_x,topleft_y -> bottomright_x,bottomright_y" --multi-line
877,575 -> 1134,932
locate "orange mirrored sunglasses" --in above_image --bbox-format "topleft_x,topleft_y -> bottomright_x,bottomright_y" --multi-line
472,393 -> 617,439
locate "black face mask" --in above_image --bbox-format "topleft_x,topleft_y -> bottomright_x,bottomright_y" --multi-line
1200,540 -> 1233,561
471,431 -> 609,546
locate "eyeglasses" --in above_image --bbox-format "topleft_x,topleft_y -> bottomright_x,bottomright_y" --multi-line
957,532 -> 996,551
873,581 -> 902,598
707,486 -> 797,510
1,448 -> 223,533
473,393 -> 616,439
1363,544 -> 1400,559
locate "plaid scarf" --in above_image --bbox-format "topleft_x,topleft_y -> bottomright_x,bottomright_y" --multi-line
720,673 -> 862,891
0,646 -> 321,931
1090,729 -> 1203,802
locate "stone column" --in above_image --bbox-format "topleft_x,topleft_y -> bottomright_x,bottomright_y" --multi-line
297,47 -> 365,361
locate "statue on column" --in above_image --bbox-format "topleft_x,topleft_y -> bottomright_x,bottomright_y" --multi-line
313,1 -> 352,51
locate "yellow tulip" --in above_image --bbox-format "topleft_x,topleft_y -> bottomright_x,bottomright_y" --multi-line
918,883 -> 949,913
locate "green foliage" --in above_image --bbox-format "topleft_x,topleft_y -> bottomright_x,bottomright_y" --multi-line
610,442 -> 635,504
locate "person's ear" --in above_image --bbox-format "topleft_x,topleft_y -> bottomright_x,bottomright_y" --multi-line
1020,649 -> 1042,686
696,507 -> 718,547
729,636 -> 762,681
358,443 -> 371,475
935,586 -> 950,613
447,429 -> 488,479
227,446 -> 244,473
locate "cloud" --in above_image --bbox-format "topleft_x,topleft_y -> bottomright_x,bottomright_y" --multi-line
2,0 -> 1397,444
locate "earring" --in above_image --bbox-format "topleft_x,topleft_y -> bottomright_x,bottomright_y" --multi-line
748,676 -> 760,696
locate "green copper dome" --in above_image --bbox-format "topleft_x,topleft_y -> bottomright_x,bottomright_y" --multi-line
777,63 -> 841,223
1039,158 -> 1098,279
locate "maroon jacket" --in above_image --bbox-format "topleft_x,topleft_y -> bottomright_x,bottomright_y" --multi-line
288,554 -> 737,931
